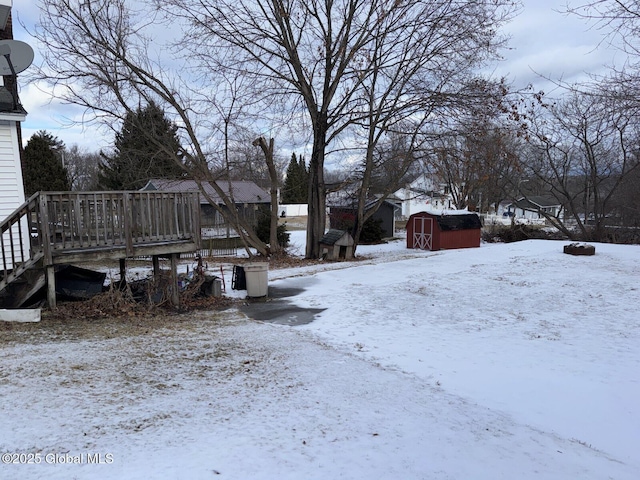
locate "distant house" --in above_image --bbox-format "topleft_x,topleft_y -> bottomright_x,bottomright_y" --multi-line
394,174 -> 455,219
501,196 -> 563,221
142,179 -> 270,237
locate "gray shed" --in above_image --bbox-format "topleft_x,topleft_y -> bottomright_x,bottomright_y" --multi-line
319,230 -> 354,260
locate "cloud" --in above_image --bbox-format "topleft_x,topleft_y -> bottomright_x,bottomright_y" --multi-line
486,0 -> 624,93
13,0 -> 630,153
19,82 -> 113,150
496,44 -> 615,90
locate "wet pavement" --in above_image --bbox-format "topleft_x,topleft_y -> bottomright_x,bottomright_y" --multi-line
239,277 -> 325,326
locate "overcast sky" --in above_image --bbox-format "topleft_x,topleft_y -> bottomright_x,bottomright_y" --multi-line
12,0 -> 622,153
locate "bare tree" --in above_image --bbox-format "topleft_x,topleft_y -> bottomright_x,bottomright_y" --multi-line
517,88 -> 640,240
158,0 -> 518,257
431,117 -> 521,212
566,1 -> 640,58
563,2 -> 640,113
32,0 -> 271,255
560,2 -> 640,235
227,128 -> 287,189
611,163 -> 640,231
63,144 -> 102,191
405,77 -> 521,214
252,136 -> 281,254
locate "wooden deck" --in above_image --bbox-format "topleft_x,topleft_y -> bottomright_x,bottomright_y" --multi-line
1,191 -> 201,308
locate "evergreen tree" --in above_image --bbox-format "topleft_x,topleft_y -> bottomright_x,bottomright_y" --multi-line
297,155 -> 309,201
98,101 -> 185,190
281,153 -> 298,204
256,206 -> 290,248
281,153 -> 309,204
22,131 -> 70,196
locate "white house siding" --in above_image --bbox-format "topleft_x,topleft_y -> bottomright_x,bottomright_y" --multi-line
395,187 -> 454,218
393,175 -> 456,219
0,118 -> 28,270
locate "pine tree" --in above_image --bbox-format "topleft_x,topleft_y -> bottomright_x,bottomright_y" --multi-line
98,101 -> 185,190
282,153 -> 298,204
297,155 -> 309,202
22,131 -> 70,196
281,153 -> 309,204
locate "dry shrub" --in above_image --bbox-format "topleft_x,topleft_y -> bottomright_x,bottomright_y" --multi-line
47,284 -> 150,321
482,224 -> 564,243
47,277 -> 236,321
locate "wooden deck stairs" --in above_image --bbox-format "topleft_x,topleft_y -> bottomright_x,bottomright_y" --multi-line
1,191 -> 201,308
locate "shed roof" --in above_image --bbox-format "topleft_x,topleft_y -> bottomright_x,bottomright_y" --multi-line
142,179 -> 270,205
320,229 -> 353,246
512,196 -> 561,210
411,211 -> 482,231
436,213 -> 482,231
327,193 -> 402,211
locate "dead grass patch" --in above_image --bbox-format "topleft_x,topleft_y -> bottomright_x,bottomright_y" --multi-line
44,280 -> 237,321
0,298 -> 239,346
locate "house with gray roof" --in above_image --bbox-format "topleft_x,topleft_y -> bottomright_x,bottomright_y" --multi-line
142,179 -> 270,237
501,196 -> 563,221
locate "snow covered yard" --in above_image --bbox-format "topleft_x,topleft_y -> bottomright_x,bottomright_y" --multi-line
1,236 -> 639,479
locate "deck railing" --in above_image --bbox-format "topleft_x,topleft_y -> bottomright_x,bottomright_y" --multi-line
1,191 -> 201,292
39,191 -> 201,261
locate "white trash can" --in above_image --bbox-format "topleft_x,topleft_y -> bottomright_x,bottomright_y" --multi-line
244,262 -> 268,297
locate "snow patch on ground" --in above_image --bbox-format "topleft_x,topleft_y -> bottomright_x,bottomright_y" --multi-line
2,234 -> 639,479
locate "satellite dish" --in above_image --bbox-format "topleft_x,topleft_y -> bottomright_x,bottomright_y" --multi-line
0,40 -> 35,75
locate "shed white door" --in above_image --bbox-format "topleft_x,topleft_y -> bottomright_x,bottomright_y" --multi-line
412,216 -> 432,250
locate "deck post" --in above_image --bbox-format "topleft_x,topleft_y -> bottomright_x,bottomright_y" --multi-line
39,194 -> 53,266
124,192 -> 134,257
119,259 -> 126,284
46,265 -> 56,309
170,253 -> 179,306
152,255 -> 160,277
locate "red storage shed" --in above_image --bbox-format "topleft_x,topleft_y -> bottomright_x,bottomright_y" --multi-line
407,211 -> 482,251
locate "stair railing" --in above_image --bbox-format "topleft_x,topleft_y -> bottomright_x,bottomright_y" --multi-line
0,192 -> 43,292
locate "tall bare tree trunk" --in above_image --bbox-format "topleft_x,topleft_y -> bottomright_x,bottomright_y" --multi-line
253,136 -> 281,254
306,114 -> 327,259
